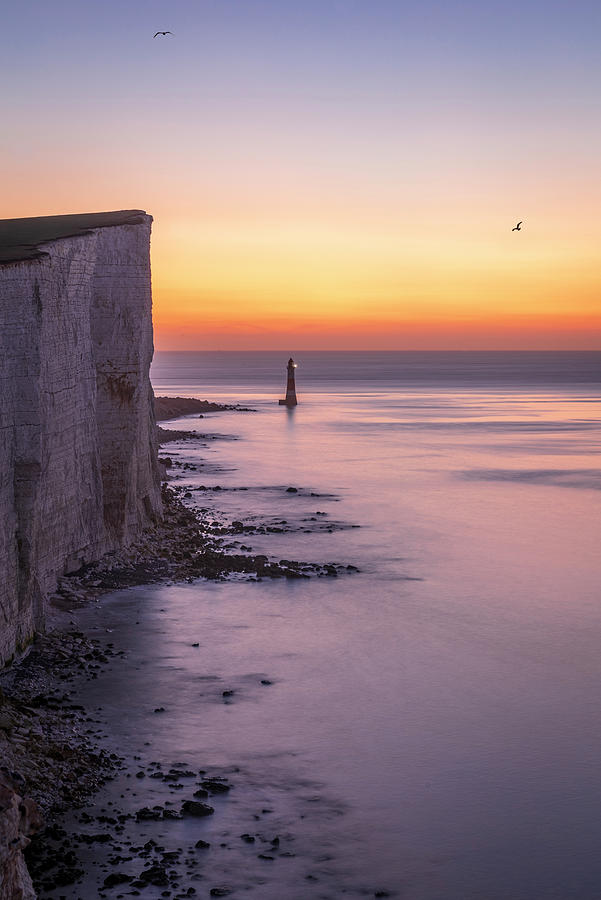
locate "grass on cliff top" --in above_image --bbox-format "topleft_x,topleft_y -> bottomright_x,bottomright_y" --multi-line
0,210 -> 149,263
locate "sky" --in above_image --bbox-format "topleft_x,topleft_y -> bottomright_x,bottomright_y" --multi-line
1,0 -> 600,349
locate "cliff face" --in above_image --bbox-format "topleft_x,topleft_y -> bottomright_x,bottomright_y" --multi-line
0,775 -> 42,900
0,211 -> 162,666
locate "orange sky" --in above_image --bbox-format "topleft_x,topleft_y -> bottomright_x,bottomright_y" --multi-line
151,206 -> 601,349
2,1 -> 600,349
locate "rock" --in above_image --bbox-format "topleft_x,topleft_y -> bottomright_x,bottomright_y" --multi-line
136,807 -> 163,821
285,487 -> 298,493
138,863 -> 169,886
0,713 -> 14,735
104,872 -> 133,887
200,780 -> 230,794
0,777 -> 43,900
75,832 -> 111,844
154,397 -> 250,420
167,768 -> 196,779
194,839 -> 210,849
51,865 -> 85,886
181,800 -> 214,817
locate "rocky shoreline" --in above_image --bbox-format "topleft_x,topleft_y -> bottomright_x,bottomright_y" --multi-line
1,633 -> 126,898
154,397 -> 255,421
0,407 -> 358,898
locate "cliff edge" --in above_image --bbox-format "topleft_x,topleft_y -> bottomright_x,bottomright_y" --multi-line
0,210 -> 162,667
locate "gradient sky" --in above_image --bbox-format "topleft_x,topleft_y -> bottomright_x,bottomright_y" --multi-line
2,0 -> 600,349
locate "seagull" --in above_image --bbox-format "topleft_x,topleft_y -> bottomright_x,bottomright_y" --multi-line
153,31 -> 173,38
512,221 -> 522,231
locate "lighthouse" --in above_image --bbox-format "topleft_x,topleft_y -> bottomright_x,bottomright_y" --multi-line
279,357 -> 298,407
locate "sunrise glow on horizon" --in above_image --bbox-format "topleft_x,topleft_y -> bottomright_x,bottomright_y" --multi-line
2,0 -> 600,350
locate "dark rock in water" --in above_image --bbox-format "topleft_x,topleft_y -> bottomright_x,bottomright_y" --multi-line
168,768 -> 196,778
75,831 -> 111,843
155,396 -> 254,420
195,839 -> 210,849
285,486 -> 298,493
104,872 -> 133,887
162,809 -> 182,819
240,833 -> 255,843
192,642 -> 199,647
260,679 -> 272,686
201,780 -> 230,794
258,853 -> 275,861
210,889 -> 232,897
51,867 -> 85,886
222,690 -> 234,698
181,800 -> 214,817
153,707 -> 166,713
193,788 -> 209,799
136,807 -> 163,821
374,893 -> 391,898
139,863 -> 169,886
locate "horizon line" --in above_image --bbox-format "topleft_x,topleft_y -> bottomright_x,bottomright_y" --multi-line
153,347 -> 601,353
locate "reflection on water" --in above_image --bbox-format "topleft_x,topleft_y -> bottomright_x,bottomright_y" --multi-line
285,404 -> 296,428
59,353 -> 601,899
461,467 -> 601,489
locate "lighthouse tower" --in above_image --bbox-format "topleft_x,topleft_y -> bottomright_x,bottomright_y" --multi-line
279,357 -> 298,407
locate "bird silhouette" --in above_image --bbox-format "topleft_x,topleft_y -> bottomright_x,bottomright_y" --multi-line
153,31 -> 173,38
512,221 -> 522,231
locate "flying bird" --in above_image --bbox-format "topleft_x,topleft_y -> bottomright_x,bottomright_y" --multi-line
153,31 -> 173,38
512,221 -> 522,231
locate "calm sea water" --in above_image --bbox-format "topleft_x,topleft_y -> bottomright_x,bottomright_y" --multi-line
67,352 -> 601,899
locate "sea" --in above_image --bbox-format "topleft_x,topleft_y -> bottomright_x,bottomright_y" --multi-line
58,351 -> 601,899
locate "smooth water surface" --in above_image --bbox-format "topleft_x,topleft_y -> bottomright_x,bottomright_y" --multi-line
67,352 -> 601,898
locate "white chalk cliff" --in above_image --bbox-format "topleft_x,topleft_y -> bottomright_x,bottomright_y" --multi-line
0,211 -> 162,666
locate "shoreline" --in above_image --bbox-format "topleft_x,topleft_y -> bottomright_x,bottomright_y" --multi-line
1,405 -> 358,898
